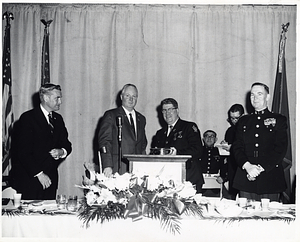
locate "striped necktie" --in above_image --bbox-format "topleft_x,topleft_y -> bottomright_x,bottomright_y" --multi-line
48,113 -> 55,132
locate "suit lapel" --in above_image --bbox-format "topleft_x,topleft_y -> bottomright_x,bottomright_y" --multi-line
34,107 -> 50,129
35,107 -> 57,136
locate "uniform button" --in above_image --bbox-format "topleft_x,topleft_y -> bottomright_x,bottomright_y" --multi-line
255,143 -> 259,147
276,165 -> 278,167
208,158 -> 211,160
166,141 -> 168,144
256,125 -> 260,128
255,134 -> 259,137
257,116 -> 261,120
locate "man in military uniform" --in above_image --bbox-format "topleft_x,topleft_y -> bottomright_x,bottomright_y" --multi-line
232,82 -> 288,201
152,98 -> 204,193
200,130 -> 227,196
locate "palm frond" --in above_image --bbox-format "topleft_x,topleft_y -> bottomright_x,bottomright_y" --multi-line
77,200 -> 126,228
183,201 -> 204,218
2,209 -> 21,216
158,205 -> 181,235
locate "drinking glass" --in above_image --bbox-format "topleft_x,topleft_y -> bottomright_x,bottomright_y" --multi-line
56,194 -> 67,209
67,195 -> 78,212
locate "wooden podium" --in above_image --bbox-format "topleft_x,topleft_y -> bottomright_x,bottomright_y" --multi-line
124,154 -> 191,182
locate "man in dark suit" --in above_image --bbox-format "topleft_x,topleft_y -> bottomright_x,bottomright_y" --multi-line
232,82 -> 288,201
220,104 -> 244,199
98,84 -> 147,177
11,84 -> 72,200
152,98 -> 203,193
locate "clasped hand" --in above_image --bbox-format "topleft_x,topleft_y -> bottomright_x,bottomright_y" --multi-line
243,162 -> 264,181
220,140 -> 231,151
49,148 -> 63,160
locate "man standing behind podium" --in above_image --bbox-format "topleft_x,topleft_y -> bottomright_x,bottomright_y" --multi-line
152,98 -> 204,192
11,84 -> 72,200
98,84 -> 147,177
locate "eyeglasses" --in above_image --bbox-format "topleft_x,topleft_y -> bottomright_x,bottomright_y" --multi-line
230,116 -> 241,121
162,107 -> 176,114
204,135 -> 216,138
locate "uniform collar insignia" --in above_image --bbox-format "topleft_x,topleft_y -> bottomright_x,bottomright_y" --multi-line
255,108 -> 267,115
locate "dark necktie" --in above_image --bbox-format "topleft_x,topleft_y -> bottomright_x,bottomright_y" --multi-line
129,113 -> 136,139
168,125 -> 173,136
48,113 -> 55,132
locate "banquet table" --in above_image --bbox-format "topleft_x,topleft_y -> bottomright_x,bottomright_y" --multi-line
1,198 -> 297,242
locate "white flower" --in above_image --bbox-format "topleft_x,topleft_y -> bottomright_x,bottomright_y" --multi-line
114,173 -> 131,190
86,191 -> 97,206
95,173 -> 107,182
118,197 -> 128,205
99,189 -> 117,204
177,182 -> 196,198
104,178 -> 116,190
90,185 -> 101,193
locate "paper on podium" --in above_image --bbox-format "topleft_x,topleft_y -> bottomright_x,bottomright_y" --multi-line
215,144 -> 230,156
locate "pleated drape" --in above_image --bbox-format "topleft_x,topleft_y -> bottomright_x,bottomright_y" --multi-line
2,4 -> 296,196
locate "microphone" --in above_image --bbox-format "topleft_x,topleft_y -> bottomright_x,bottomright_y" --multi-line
116,116 -> 123,143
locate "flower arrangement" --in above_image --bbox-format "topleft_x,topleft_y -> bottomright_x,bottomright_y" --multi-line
76,169 -> 203,234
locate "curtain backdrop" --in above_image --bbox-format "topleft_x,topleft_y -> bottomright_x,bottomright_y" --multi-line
2,4 -> 296,196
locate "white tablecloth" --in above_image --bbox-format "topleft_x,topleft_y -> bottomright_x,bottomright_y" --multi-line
1,200 -> 298,242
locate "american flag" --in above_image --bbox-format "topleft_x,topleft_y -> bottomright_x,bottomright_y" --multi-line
271,23 -> 292,203
2,12 -> 14,176
41,19 -> 52,85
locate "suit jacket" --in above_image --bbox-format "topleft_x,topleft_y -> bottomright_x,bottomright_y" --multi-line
98,106 -> 147,174
11,106 -> 72,198
152,119 -> 204,185
232,108 -> 288,194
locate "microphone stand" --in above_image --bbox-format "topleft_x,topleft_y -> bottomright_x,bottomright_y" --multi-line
116,116 -> 122,172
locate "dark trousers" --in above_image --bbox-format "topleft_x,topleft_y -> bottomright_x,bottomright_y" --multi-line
240,191 -> 280,202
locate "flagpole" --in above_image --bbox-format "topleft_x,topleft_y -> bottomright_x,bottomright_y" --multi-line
272,22 -> 292,204
2,11 -> 14,178
41,19 -> 53,85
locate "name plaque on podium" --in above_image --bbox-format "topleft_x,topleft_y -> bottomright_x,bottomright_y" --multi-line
124,154 -> 191,182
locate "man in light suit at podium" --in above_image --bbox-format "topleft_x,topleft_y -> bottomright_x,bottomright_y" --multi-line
152,98 -> 204,193
98,84 -> 147,177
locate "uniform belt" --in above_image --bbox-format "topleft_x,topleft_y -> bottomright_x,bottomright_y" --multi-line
203,173 -> 219,177
254,151 -> 259,157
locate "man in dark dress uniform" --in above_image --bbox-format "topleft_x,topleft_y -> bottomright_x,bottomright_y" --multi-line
152,98 -> 204,193
232,83 -> 288,201
200,130 -> 226,197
